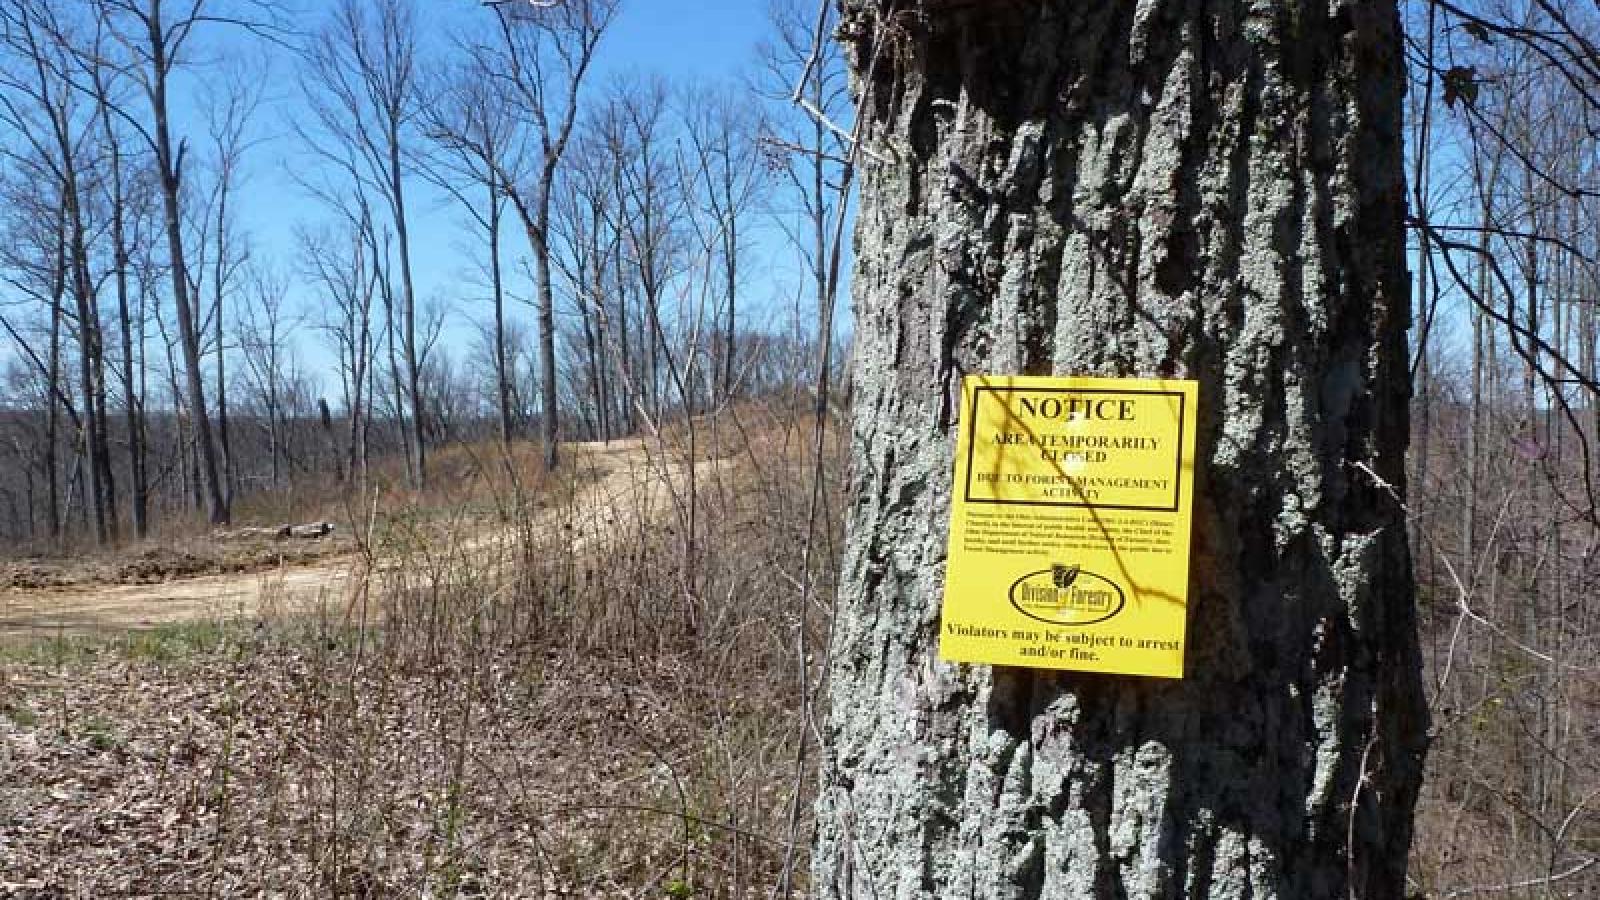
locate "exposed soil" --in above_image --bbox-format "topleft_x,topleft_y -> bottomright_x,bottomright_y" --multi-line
0,530 -> 358,641
0,438 -> 699,641
0,533 -> 353,591
0,559 -> 364,641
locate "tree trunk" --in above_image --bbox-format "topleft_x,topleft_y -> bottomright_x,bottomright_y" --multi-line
45,250 -> 63,541
719,136 -> 740,404
150,26 -> 229,526
352,230 -> 376,486
390,128 -> 427,491
490,178 -> 514,448
532,177 -> 560,470
65,167 -> 113,545
1463,138 -> 1500,569
214,178 -> 234,511
815,3 -> 1428,898
108,130 -> 148,539
382,274 -> 412,484
614,235 -> 634,435
582,282 -> 607,443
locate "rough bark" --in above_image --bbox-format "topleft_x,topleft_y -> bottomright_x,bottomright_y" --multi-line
815,2 -> 1428,898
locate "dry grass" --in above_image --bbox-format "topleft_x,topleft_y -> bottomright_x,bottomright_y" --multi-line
0,401 -> 841,898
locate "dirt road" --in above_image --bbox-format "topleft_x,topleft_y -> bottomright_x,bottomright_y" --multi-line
0,561 -> 361,639
0,438 -> 703,641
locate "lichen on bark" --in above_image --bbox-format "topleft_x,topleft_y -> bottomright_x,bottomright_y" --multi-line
814,2 -> 1428,898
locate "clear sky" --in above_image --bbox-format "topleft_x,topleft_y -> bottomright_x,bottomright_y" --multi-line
598,0 -> 773,80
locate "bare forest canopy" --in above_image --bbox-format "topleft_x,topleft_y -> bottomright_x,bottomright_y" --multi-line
0,0 -> 1594,580
0,0 -> 851,543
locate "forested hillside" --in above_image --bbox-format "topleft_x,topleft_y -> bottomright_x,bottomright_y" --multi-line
0,0 -> 847,542
0,1 -> 1596,897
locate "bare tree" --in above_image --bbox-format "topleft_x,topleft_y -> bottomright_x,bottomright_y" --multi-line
552,134 -> 618,442
682,82 -> 766,406
77,0 -> 285,526
0,163 -> 76,540
189,66 -> 261,511
0,0 -> 124,542
299,0 -> 427,488
301,213 -> 378,486
236,262 -> 293,488
84,17 -> 154,538
452,0 -> 618,469
421,39 -> 523,449
759,0 -> 853,412
1402,4 -> 1600,892
600,76 -> 690,425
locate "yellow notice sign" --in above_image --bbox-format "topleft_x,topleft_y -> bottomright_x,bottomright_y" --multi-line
940,375 -> 1199,678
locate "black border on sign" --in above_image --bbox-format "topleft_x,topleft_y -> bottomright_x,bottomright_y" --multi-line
963,385 -> 1187,513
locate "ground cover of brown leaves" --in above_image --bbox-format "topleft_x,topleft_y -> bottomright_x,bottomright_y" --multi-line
0,631 -> 801,898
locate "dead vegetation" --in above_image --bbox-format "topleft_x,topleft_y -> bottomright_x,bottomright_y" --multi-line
0,638 -> 799,897
0,402 -> 841,898
1403,397 -> 1600,898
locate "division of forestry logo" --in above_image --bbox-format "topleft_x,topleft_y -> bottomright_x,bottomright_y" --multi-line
1008,563 -> 1126,626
